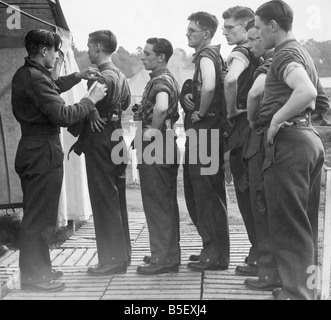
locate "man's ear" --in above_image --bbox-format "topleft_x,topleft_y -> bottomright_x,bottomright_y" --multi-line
96,43 -> 103,53
270,20 -> 278,32
203,30 -> 210,40
158,53 -> 166,62
41,46 -> 47,57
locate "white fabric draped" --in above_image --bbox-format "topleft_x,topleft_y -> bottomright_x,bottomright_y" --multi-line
55,28 -> 92,227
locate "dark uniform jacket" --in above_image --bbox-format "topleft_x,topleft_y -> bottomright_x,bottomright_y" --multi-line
12,58 -> 95,136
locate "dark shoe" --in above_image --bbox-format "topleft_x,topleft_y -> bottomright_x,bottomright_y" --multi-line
87,263 -> 127,276
0,245 -> 9,258
272,288 -> 282,300
137,263 -> 179,275
21,280 -> 65,292
189,254 -> 200,262
244,278 -> 282,291
236,265 -> 258,277
52,269 -> 63,280
188,261 -> 228,272
143,255 -> 151,264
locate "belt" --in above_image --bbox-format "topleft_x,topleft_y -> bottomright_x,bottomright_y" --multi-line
288,112 -> 311,127
262,112 -> 311,128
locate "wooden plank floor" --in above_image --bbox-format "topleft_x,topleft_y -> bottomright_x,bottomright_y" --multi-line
0,210 -> 321,300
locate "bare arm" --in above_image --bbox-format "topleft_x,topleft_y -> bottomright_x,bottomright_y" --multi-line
247,73 -> 266,128
144,92 -> 169,139
224,56 -> 247,120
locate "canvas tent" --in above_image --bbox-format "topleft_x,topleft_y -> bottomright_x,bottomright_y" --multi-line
0,0 -> 92,226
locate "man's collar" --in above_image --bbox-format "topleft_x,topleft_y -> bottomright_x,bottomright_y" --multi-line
98,61 -> 116,72
24,57 -> 52,77
275,38 -> 297,52
149,67 -> 169,79
192,44 -> 221,63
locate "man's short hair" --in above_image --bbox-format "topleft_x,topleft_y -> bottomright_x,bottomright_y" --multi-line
187,12 -> 219,38
88,30 -> 117,54
222,6 -> 255,23
25,29 -> 62,57
255,0 -> 294,32
146,38 -> 173,63
245,19 -> 256,31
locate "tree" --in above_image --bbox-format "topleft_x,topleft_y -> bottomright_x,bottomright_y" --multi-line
112,46 -> 143,78
301,39 -> 331,77
72,45 -> 195,80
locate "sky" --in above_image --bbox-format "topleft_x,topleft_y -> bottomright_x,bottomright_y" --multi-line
60,0 -> 331,57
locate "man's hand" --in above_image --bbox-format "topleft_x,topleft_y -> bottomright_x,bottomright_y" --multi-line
182,93 -> 195,112
88,109 -> 106,133
76,67 -> 101,81
249,120 -> 256,130
87,82 -> 107,104
191,111 -> 205,124
267,118 -> 293,145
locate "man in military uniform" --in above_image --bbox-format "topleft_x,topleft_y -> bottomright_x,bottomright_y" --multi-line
135,38 -> 181,275
243,19 -> 330,294
181,12 -> 229,272
12,29 -> 107,292
70,30 -> 132,276
222,6 -> 262,275
254,0 -> 326,300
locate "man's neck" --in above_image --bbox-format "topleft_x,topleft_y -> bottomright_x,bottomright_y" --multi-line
263,49 -> 274,60
96,55 -> 113,68
275,31 -> 295,49
194,40 -> 211,54
235,38 -> 248,47
29,56 -> 47,69
150,64 -> 167,75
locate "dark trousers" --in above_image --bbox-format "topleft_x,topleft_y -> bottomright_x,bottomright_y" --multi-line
228,114 -> 260,265
245,130 -> 279,282
263,125 -> 324,300
15,135 -> 64,284
139,163 -> 180,265
84,123 -> 131,265
183,157 -> 198,227
184,141 -> 229,266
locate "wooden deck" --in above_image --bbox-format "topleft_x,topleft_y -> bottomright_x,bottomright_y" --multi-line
0,210 -> 276,301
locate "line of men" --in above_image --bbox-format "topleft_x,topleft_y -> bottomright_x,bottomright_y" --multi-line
8,0 -> 330,300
